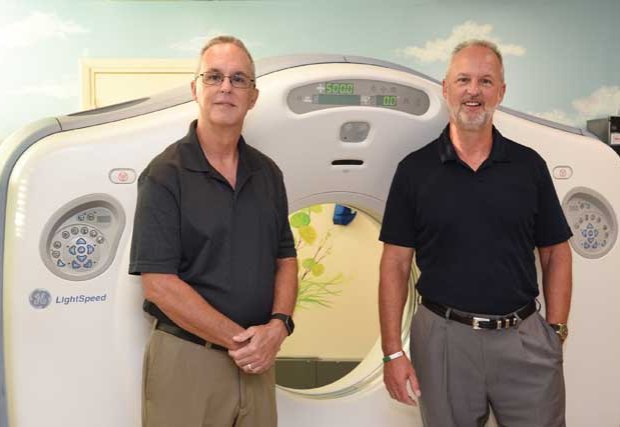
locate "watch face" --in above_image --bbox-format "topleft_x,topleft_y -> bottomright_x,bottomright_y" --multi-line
285,317 -> 295,334
550,323 -> 568,340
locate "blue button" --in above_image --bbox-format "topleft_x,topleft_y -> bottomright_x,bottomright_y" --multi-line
587,230 -> 594,237
587,237 -> 594,243
71,261 -> 81,269
84,260 -> 93,268
592,242 -> 599,249
77,246 -> 86,254
581,230 -> 587,237
584,242 -> 591,249
77,255 -> 87,262
87,245 -> 94,254
57,259 -> 66,267
69,246 -> 76,255
76,238 -> 87,245
587,223 -> 593,229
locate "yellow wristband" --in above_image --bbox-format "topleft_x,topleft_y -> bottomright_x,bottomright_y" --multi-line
382,350 -> 404,363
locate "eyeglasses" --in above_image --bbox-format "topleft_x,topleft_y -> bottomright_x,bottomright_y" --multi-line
196,71 -> 255,89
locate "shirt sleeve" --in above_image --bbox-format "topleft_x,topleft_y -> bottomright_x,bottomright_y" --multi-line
128,173 -> 182,275
379,161 -> 417,248
534,159 -> 573,247
276,171 -> 297,259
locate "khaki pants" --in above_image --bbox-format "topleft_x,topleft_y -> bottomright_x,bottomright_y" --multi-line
411,305 -> 565,427
142,326 -> 277,427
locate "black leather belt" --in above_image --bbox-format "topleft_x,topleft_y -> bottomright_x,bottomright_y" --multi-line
155,321 -> 227,351
421,298 -> 536,330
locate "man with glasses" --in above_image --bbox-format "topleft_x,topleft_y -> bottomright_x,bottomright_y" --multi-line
379,39 -> 572,426
129,35 -> 298,427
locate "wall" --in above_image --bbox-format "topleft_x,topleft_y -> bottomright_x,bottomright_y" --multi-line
1,0 -> 619,142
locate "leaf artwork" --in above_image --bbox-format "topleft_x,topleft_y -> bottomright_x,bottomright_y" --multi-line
290,212 -> 310,228
298,225 -> 317,245
289,205 -> 347,309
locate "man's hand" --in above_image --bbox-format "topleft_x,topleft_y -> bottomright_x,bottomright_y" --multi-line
228,319 -> 288,374
383,355 -> 421,406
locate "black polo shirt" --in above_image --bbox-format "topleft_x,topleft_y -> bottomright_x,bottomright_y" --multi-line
129,120 -> 296,328
380,125 -> 572,314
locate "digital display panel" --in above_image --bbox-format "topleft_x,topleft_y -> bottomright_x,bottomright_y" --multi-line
325,82 -> 354,95
97,215 -> 112,223
288,79 -> 430,115
376,95 -> 398,107
317,94 -> 361,106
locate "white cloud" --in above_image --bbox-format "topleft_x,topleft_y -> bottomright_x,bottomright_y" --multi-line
0,12 -> 88,49
531,86 -> 620,127
169,32 -> 263,54
7,78 -> 79,100
572,86 -> 620,117
397,21 -> 526,63
168,30 -> 226,52
531,109 -> 576,126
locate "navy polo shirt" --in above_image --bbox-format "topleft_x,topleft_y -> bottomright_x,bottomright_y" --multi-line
380,126 -> 572,314
129,120 -> 296,328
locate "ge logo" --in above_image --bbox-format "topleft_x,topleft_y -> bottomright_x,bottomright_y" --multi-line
29,289 -> 52,309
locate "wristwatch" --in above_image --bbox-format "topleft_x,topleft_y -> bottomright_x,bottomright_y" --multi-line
271,313 -> 295,335
548,323 -> 568,342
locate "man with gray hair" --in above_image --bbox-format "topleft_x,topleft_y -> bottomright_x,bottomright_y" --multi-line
129,35 -> 298,427
379,39 -> 572,426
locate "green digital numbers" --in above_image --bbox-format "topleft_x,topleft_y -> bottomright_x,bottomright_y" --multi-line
380,95 -> 397,107
326,82 -> 354,95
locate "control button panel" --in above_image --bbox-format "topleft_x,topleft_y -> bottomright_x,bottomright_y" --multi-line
563,188 -> 617,259
40,194 -> 125,281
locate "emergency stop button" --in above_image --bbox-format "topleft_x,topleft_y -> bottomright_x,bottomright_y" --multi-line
553,166 -> 573,180
109,168 -> 137,184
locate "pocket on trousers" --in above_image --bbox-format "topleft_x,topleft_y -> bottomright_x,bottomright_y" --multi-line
143,331 -> 165,403
538,314 -> 564,355
410,305 -> 438,362
518,313 -> 563,364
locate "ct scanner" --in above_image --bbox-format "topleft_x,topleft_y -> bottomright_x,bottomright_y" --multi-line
1,55 -> 620,427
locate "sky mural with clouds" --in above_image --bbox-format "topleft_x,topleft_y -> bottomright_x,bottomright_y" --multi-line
0,0 -> 618,141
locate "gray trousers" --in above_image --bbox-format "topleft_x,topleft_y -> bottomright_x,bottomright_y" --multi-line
411,304 -> 565,427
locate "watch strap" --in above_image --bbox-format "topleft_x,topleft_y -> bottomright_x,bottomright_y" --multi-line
271,313 -> 294,335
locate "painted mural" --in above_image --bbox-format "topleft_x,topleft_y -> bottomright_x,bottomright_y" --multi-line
0,0 -> 618,142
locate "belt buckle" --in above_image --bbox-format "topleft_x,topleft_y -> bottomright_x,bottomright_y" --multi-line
472,316 -> 489,330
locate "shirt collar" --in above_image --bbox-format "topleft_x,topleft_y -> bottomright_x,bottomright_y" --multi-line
179,120 -> 262,175
438,124 -> 510,164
